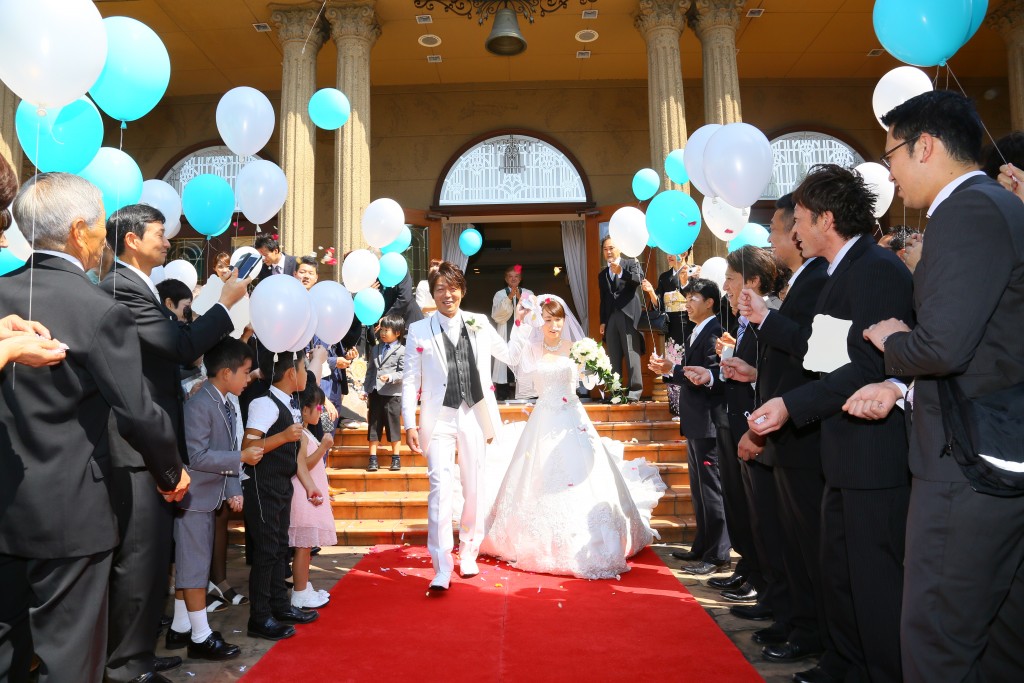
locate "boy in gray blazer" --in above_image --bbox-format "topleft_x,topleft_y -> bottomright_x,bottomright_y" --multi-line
168,339 -> 263,661
362,312 -> 405,472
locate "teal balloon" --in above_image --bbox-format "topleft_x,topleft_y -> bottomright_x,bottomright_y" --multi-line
647,233 -> 658,248
728,223 -> 771,253
16,97 -> 103,173
308,88 -> 351,130
965,0 -> 989,43
354,288 -> 385,325
378,252 -> 408,287
631,168 -> 660,201
459,228 -> 483,256
381,225 -> 412,254
182,174 -> 235,236
89,17 -> 170,123
0,250 -> 27,276
646,190 -> 701,255
664,149 -> 689,186
77,147 -> 143,215
873,0 -> 973,67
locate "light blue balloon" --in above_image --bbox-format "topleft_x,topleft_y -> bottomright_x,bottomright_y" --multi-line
646,190 -> 701,255
459,228 -> 483,256
354,288 -> 385,325
664,149 -> 689,186
631,168 -> 660,201
381,225 -> 412,254
16,98 -> 103,173
182,174 -> 235,236
965,0 -> 989,43
378,252 -> 408,287
308,88 -> 351,130
873,0 -> 973,67
0,250 -> 27,277
77,147 -> 143,215
727,223 -> 771,253
89,17 -> 170,123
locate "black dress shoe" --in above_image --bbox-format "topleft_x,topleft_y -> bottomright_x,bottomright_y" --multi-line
127,674 -> 171,683
159,614 -> 172,628
273,605 -> 319,624
729,602 -> 774,621
721,585 -> 759,602
793,666 -> 840,683
763,641 -> 825,663
152,656 -> 181,673
187,631 -> 242,661
164,628 -> 191,650
681,559 -> 731,576
708,573 -> 746,590
752,625 -> 789,645
247,616 -> 296,641
670,549 -> 701,561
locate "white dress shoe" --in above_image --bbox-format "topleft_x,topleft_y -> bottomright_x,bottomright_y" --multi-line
428,572 -> 451,592
291,585 -> 330,609
460,559 -> 480,578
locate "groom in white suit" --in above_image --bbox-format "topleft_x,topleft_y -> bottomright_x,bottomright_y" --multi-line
403,261 -> 516,591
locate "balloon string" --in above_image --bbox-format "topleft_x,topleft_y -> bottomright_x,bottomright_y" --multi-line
944,63 -> 1007,167
301,1 -> 328,55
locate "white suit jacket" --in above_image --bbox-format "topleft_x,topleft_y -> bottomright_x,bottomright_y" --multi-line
402,309 -> 511,446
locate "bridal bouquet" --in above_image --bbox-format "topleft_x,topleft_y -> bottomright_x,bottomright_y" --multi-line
570,338 -> 627,403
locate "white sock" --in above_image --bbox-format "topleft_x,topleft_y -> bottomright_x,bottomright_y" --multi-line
171,598 -> 190,634
188,609 -> 212,643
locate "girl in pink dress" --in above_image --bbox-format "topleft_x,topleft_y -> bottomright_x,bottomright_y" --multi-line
289,384 -> 338,609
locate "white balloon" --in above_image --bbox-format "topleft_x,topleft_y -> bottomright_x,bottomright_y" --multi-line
702,196 -> 751,242
150,265 -> 165,285
703,123 -> 774,209
683,124 -> 723,197
216,87 -> 275,156
309,281 -> 354,345
361,198 -> 405,248
341,249 -> 380,292
235,160 -> 288,225
608,206 -> 648,258
700,257 -> 728,291
872,67 -> 933,130
229,245 -> 264,280
855,162 -> 896,218
139,179 -> 182,238
190,274 -> 223,316
288,308 -> 319,352
0,0 -> 108,109
163,259 -> 198,291
3,218 -> 33,261
249,274 -> 312,353
228,294 -> 251,339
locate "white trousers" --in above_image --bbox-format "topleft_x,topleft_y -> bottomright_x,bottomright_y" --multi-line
425,404 -> 486,575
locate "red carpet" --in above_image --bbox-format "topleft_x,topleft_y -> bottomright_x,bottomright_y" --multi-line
243,546 -> 761,683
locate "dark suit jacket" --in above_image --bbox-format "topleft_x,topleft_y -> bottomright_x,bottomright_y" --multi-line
777,237 -> 914,489
101,265 -> 234,466
885,175 -> 1024,483
381,272 -> 424,327
0,254 -> 179,558
598,257 -> 644,327
253,253 -> 297,286
754,258 -> 828,469
664,317 -> 725,441
721,296 -> 781,442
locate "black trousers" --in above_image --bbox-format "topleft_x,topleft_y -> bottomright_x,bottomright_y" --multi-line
686,436 -> 731,562
605,310 -> 643,398
719,410 -> 760,587
243,475 -> 293,621
742,459 -> 790,624
821,485 -> 909,683
0,551 -> 112,683
901,479 -> 1024,683
106,467 -> 174,682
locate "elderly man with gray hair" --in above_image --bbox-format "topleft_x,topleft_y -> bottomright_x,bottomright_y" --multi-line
0,173 -> 187,683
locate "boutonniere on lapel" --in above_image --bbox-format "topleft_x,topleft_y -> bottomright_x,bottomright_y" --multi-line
465,316 -> 483,333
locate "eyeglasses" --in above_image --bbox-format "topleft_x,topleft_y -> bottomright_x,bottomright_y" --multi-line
879,137 -> 918,170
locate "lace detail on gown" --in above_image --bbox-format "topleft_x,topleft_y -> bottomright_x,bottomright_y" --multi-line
479,352 -> 666,579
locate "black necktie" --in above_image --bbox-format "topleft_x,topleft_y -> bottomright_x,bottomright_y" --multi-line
290,397 -> 299,411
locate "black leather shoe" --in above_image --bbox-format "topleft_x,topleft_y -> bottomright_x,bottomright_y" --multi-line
708,572 -> 746,590
247,616 -> 296,641
721,585 -> 759,602
682,559 -> 731,576
671,550 -> 701,561
153,656 -> 181,673
187,631 -> 241,661
730,602 -> 774,621
127,674 -> 171,683
752,625 -> 789,645
763,641 -> 824,663
159,614 -> 172,628
273,605 -> 319,624
793,666 -> 840,683
164,628 -> 191,650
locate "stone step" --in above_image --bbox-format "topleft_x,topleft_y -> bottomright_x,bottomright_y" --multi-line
335,420 -> 682,446
496,401 -> 672,424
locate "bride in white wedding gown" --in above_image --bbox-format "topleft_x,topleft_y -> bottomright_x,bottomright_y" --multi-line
479,295 -> 666,579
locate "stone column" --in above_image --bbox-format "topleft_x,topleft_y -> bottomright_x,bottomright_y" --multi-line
325,2 -> 380,257
270,4 -> 326,260
691,0 -> 744,126
989,1 -> 1024,133
0,81 -> 22,182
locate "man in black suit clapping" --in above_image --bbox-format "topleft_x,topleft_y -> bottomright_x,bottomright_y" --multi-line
599,235 -> 645,402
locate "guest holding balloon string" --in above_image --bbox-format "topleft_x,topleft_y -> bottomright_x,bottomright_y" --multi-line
254,235 -> 296,282
598,235 -> 645,403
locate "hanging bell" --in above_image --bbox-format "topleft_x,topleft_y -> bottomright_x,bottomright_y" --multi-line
485,8 -> 527,56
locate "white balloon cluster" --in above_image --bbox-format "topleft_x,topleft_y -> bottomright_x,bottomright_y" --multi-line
249,276 -> 355,353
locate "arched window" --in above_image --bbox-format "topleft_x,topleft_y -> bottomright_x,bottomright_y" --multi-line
761,132 -> 866,201
161,145 -> 261,206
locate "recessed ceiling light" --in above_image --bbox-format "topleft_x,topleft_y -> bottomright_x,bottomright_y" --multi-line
418,34 -> 442,47
746,8 -> 764,17
416,15 -> 433,24
252,22 -> 271,33
576,50 -> 591,59
575,29 -> 599,43
582,9 -> 598,19
867,48 -> 885,57
427,54 -> 443,64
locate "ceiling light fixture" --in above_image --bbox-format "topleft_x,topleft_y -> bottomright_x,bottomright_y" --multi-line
866,48 -> 885,57
575,29 -> 598,43
252,22 -> 272,32
418,34 -> 443,47
746,8 -> 764,18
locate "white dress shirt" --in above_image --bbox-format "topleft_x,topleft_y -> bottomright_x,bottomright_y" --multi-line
35,249 -> 84,271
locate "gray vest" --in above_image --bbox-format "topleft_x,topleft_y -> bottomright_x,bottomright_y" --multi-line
441,321 -> 484,409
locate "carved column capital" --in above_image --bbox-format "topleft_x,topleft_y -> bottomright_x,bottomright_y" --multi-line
690,0 -> 745,37
634,0 -> 691,38
270,3 -> 329,47
988,0 -> 1024,40
325,2 -> 381,46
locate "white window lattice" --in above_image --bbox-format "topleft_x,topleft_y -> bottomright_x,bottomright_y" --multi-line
439,135 -> 587,206
761,133 -> 865,200
162,145 -> 261,210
